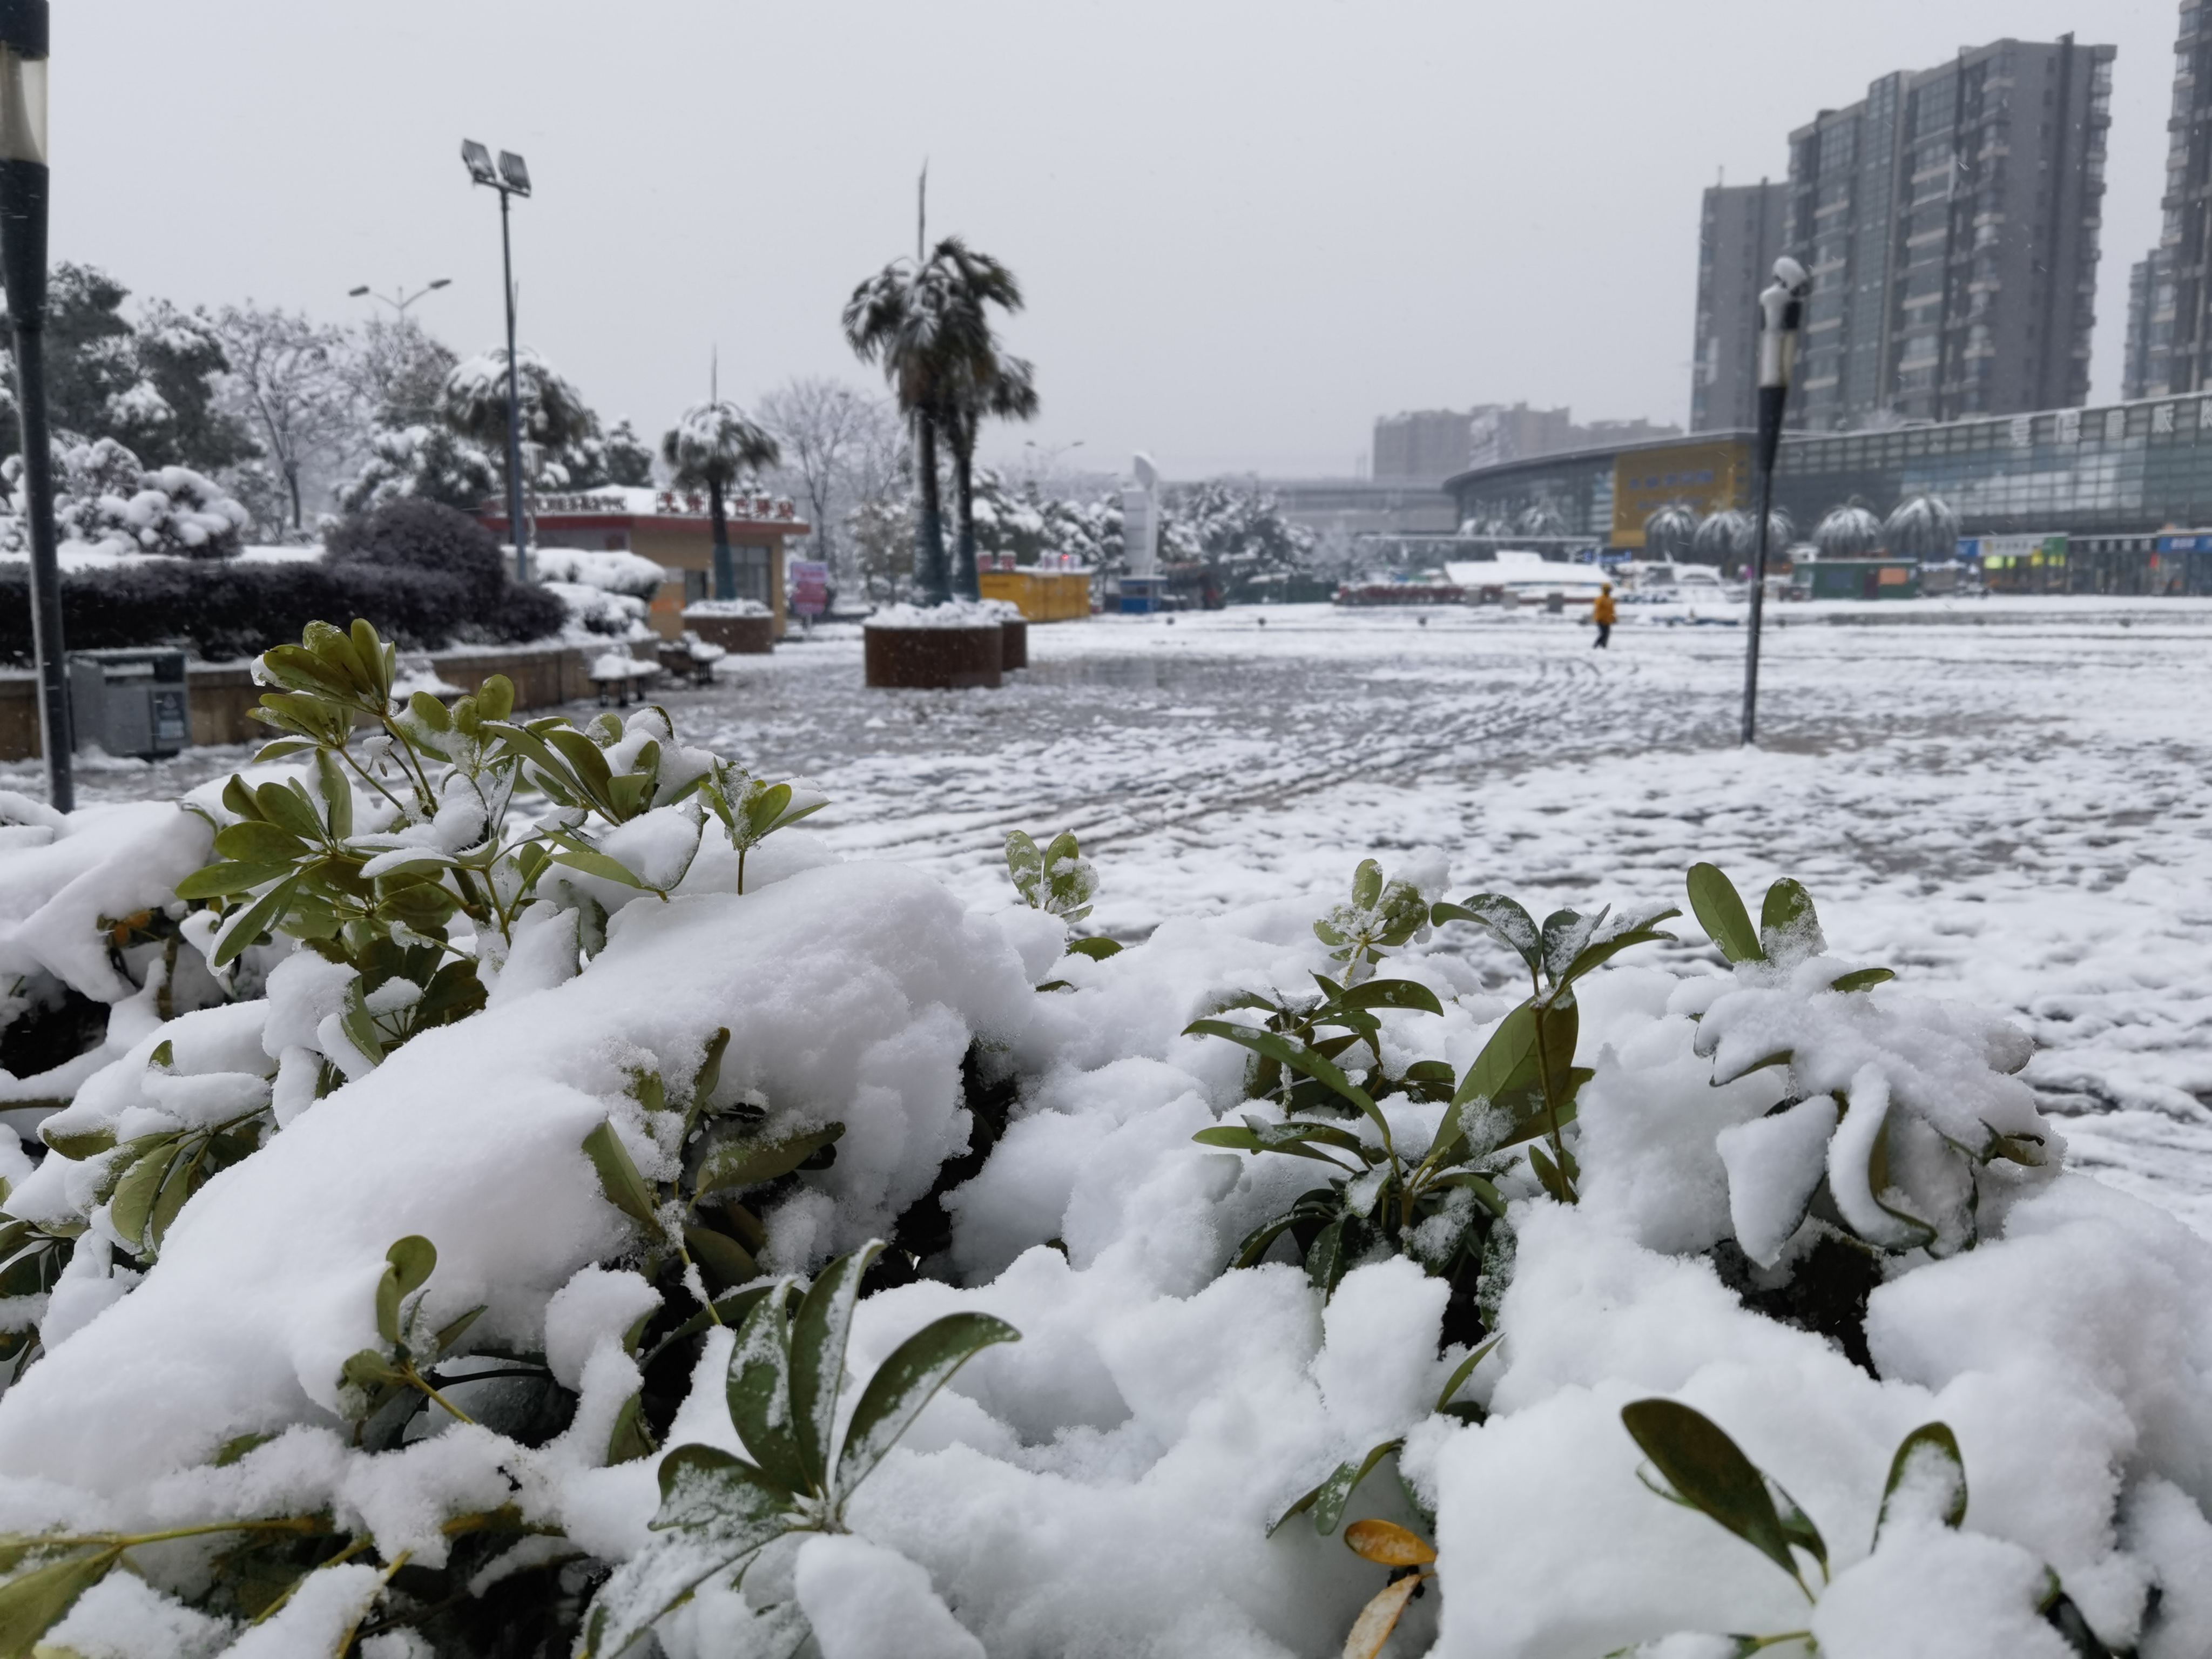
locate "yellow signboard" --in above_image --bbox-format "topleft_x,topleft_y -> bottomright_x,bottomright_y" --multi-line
1611,439 -> 1753,548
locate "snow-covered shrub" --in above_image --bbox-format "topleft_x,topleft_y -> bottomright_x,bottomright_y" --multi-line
1685,864 -> 2056,1264
583,1239 -> 1017,1656
0,729 -> 2209,1657
0,436 -> 251,558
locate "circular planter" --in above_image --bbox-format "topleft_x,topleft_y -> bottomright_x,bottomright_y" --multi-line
685,613 -> 777,655
865,624 -> 1003,690
1000,618 -> 1029,670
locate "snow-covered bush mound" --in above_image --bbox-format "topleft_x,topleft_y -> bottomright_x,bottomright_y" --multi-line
0,622 -> 2205,1658
531,547 -> 668,601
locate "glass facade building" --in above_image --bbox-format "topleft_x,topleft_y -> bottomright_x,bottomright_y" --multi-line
1444,393 -> 2212,550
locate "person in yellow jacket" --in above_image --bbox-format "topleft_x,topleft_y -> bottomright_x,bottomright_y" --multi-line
1591,583 -> 1616,649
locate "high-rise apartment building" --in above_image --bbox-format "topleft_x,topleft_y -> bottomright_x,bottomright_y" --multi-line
2148,2 -> 2212,393
1690,180 -> 1789,431
2124,248 -> 2174,399
1785,37 -> 2114,431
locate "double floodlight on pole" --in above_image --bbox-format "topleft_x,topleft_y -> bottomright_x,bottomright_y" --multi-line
0,0 -> 65,811
461,139 -> 533,583
1739,255 -> 1811,748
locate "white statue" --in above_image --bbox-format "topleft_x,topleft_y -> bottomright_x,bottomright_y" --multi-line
1123,453 -> 1160,579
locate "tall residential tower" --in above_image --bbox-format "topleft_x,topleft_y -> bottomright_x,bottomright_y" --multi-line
1784,37 -> 2114,430
1690,180 -> 1790,431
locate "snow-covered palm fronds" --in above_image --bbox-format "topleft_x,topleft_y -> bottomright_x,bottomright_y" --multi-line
1813,502 -> 1882,558
1883,493 -> 1959,559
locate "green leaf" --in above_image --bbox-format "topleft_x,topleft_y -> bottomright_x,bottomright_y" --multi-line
377,1235 -> 437,1347
1306,1217 -> 1351,1297
643,1283 -> 776,1370
549,844 -> 653,892
1759,878 -> 1825,963
39,1124 -> 113,1161
431,1305 -> 485,1358
476,675 -> 515,723
1829,967 -> 1896,994
1431,893 -> 1541,971
581,1445 -> 795,1659
1433,1333 -> 1505,1415
212,874 -> 302,968
315,751 -> 354,840
0,1545 -> 122,1657
1433,1003 -> 1540,1169
834,1312 -> 1021,1498
726,1288 -> 813,1495
174,860 -> 294,900
581,1122 -> 663,1231
689,1028 -> 730,1114
1004,829 -> 1044,907
692,1123 -> 845,1200
105,1137 -> 182,1254
211,819 -> 308,865
213,1431 -> 276,1467
1065,936 -> 1122,961
1528,1142 -> 1573,1203
1182,1021 -> 1380,1125
341,1348 -> 403,1391
1560,909 -> 1682,986
1876,1422 -> 1967,1543
1270,1438 -> 1405,1538
605,1391 -> 656,1465
254,780 -> 328,843
1336,977 -> 1444,1016
790,1242 -> 884,1492
1350,858 -> 1383,911
683,1224 -> 759,1290
1687,864 -> 1764,963
1620,1399 -> 1813,1588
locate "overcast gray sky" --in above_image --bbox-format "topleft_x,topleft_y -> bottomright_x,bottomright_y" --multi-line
58,1 -> 2174,480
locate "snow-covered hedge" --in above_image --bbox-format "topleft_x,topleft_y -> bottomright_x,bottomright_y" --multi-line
0,621 -> 2205,1658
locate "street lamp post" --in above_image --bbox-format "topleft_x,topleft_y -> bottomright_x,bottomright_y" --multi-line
347,278 -> 451,317
0,2 -> 65,811
1739,255 -> 1810,748
461,140 -> 532,583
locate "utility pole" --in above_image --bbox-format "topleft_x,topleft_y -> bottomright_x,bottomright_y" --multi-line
1741,256 -> 1810,746
0,4 -> 66,809
461,141 -> 533,582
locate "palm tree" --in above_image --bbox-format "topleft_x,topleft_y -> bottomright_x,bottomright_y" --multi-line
1883,494 -> 1959,560
844,236 -> 1027,604
929,241 -> 1037,601
1813,502 -> 1881,558
661,402 -> 781,603
1642,502 -> 1700,562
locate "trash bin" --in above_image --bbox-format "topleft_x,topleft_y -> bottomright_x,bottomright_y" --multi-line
68,649 -> 190,758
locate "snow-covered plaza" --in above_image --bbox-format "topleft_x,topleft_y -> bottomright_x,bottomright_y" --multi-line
71,596 -> 2211,1231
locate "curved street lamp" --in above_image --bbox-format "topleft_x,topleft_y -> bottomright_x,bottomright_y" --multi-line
347,278 -> 451,316
0,0 -> 65,809
461,139 -> 532,582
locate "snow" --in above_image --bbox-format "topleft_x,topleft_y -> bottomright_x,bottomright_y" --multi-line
866,599 -> 1022,630
1,598 -> 2210,1656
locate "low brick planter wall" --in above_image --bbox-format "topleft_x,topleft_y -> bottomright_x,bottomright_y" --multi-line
864,624 -> 1003,690
0,642 -> 591,761
1000,619 -> 1028,670
685,613 -> 776,655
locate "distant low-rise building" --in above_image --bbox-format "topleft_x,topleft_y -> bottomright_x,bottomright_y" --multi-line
1372,404 -> 1680,480
479,487 -> 808,638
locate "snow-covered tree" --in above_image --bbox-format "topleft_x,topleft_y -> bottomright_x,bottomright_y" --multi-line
662,401 -> 780,599
598,417 -> 655,488
0,265 -> 255,475
758,376 -> 896,569
1883,494 -> 1959,559
1813,502 -> 1882,558
212,304 -> 360,534
1162,480 -> 1316,591
334,423 -> 499,516
1642,502 -> 1700,561
1692,509 -> 1745,566
439,346 -> 600,495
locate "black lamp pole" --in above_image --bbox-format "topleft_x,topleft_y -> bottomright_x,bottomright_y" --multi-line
462,141 -> 532,583
1740,255 -> 1810,748
0,0 -> 64,809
